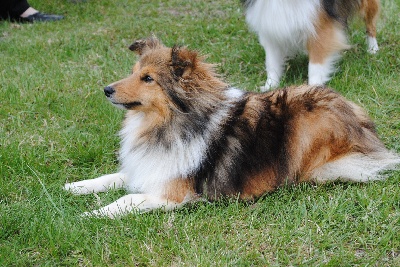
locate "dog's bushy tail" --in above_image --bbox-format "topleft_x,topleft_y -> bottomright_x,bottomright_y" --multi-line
311,150 -> 400,183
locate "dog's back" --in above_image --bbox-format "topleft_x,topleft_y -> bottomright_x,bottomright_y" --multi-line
194,85 -> 399,199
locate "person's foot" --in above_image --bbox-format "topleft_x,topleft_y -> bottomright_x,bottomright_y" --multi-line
20,12 -> 64,22
18,7 -> 63,23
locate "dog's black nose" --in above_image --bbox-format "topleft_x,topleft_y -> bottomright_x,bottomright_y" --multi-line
104,86 -> 115,97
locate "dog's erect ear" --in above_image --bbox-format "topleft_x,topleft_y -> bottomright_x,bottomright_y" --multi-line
171,45 -> 198,79
129,36 -> 163,55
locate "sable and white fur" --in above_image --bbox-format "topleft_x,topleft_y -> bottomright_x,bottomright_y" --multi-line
242,0 -> 380,91
64,37 -> 399,218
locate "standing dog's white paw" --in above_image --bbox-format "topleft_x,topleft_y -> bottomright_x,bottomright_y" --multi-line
261,78 -> 279,92
367,36 -> 379,54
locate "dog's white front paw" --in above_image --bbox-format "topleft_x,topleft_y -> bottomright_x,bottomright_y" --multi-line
64,182 -> 92,195
80,210 -> 111,219
367,44 -> 379,54
80,211 -> 94,218
80,208 -> 127,219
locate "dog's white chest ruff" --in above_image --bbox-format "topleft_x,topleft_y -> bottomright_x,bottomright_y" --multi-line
119,113 -> 205,194
245,0 -> 320,47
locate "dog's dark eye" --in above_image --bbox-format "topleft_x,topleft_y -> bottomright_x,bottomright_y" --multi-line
142,75 -> 154,83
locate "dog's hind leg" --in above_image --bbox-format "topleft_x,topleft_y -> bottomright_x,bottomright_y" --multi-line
64,173 -> 127,195
82,193 -> 191,218
307,13 -> 349,85
360,0 -> 380,54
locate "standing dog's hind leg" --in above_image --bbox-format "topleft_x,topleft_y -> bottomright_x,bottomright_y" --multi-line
307,13 -> 349,85
360,0 -> 380,54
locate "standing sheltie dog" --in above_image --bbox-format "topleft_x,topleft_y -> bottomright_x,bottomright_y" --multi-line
241,0 -> 380,91
65,37 -> 399,218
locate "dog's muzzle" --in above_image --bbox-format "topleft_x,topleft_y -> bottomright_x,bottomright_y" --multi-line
104,86 -> 115,98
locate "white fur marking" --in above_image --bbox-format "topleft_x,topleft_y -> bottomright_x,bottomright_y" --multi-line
311,152 -> 400,183
259,35 -> 286,91
308,62 -> 334,85
64,173 -> 127,195
81,193 -> 185,218
245,0 -> 320,46
367,36 -> 379,54
225,87 -> 245,99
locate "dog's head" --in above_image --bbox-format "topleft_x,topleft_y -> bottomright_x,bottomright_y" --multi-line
104,37 -> 227,119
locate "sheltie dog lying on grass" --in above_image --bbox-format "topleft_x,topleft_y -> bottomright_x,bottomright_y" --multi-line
64,37 -> 399,218
241,0 -> 380,90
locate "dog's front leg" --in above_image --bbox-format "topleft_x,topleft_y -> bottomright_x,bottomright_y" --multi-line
64,173 -> 127,195
259,35 -> 286,91
82,194 -> 187,218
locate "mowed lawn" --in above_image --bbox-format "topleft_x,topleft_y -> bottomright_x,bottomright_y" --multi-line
1,0 -> 399,266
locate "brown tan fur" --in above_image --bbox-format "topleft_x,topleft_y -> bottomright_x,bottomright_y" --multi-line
162,178 -> 196,204
307,0 -> 381,65
241,168 -> 279,200
360,0 -> 380,38
308,11 -> 350,65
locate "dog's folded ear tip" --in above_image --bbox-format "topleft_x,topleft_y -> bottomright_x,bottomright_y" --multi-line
128,36 -> 163,55
128,42 -> 138,52
128,39 -> 145,52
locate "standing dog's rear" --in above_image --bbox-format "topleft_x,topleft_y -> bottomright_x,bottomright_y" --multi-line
242,0 -> 380,90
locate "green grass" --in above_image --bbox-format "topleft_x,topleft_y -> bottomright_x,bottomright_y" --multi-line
1,0 -> 399,265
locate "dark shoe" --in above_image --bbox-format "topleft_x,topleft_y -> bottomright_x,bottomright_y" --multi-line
19,12 -> 64,23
